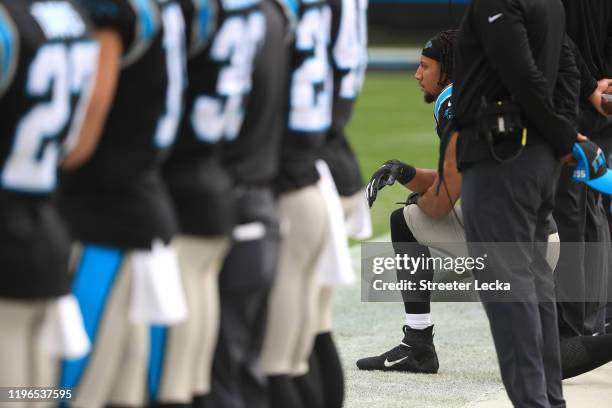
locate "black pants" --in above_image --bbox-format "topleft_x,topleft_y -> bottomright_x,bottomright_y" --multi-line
461,144 -> 564,408
584,187 -> 609,334
553,166 -> 588,338
606,144 -> 612,323
586,129 -> 611,333
390,208 -> 433,314
554,124 -> 610,336
210,188 -> 280,408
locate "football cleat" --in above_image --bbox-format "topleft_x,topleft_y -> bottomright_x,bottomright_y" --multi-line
356,325 -> 439,373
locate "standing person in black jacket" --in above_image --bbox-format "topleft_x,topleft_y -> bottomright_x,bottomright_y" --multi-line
561,0 -> 612,336
453,0 -> 582,407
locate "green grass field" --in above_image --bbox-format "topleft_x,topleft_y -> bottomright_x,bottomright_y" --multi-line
334,72 -> 504,408
346,72 -> 440,236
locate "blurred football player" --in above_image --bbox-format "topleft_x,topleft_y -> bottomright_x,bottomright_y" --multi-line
0,0 -> 98,393
258,0 -> 332,406
58,0 -> 187,406
208,0 -> 290,407
160,0 -> 265,407
302,0 -> 371,406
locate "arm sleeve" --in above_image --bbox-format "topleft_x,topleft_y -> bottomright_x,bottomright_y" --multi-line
567,38 -> 598,100
554,36 -> 580,129
473,0 -> 575,155
604,5 -> 612,77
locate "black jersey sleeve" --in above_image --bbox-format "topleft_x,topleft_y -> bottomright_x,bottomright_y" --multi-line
473,0 -> 575,155
78,0 -> 134,36
565,38 -> 598,101
77,0 -> 159,60
435,89 -> 454,140
183,0 -> 215,57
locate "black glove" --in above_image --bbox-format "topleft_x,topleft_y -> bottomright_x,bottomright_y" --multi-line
366,160 -> 416,208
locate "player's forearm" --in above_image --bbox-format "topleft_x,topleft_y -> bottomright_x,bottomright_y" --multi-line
417,183 -> 452,219
416,133 -> 461,219
62,30 -> 122,170
402,168 -> 437,194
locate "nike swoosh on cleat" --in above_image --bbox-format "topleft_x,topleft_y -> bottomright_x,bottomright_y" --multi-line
488,13 -> 503,23
384,356 -> 409,368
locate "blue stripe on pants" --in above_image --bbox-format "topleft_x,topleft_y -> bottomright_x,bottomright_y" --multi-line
60,245 -> 123,390
148,326 -> 167,402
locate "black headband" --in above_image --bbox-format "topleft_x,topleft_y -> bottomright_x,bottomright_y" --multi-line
421,35 -> 443,62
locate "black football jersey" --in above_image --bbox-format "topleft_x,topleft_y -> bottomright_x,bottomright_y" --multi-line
220,0 -> 290,186
435,84 -> 453,142
319,0 -> 367,196
0,0 -> 98,196
276,0 -> 333,193
60,0 -> 187,249
0,0 -> 97,298
164,0 -> 265,236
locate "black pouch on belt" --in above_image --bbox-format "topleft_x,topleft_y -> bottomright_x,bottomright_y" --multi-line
478,98 -> 527,163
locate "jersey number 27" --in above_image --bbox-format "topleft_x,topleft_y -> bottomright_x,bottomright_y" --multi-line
2,42 -> 98,193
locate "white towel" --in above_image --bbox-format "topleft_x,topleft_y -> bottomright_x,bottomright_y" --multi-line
39,294 -> 91,360
129,240 -> 187,325
315,160 -> 355,286
345,191 -> 372,240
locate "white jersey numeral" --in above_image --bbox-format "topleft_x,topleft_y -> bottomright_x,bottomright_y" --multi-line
191,11 -> 266,143
289,5 -> 333,132
334,0 -> 367,100
2,42 -> 98,192
155,3 -> 187,148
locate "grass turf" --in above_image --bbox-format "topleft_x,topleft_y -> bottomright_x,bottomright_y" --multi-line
346,71 -> 440,236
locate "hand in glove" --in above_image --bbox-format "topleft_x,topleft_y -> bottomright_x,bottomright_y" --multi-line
365,160 -> 416,208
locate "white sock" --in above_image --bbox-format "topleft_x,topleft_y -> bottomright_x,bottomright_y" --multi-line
405,313 -> 433,330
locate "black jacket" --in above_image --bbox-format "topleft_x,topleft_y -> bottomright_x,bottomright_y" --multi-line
562,0 -> 612,134
452,0 -> 576,168
555,37 -> 581,130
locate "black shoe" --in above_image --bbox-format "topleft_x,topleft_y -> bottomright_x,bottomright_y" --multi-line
356,325 -> 439,373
